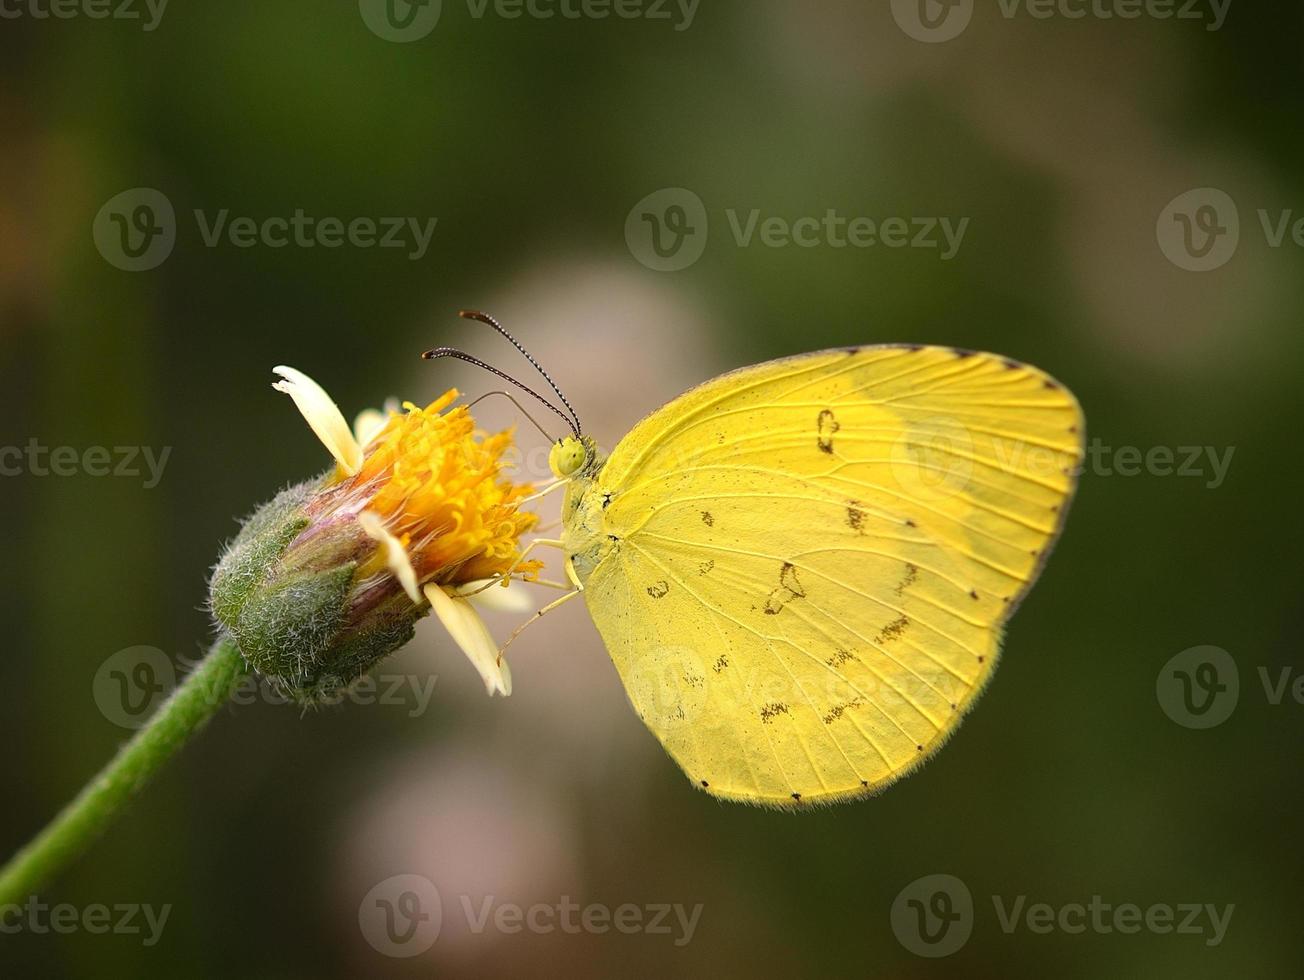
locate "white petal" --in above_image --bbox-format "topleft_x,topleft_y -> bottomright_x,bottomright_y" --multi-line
424,584 -> 511,697
272,365 -> 363,476
451,578 -> 535,614
352,408 -> 388,449
358,511 -> 421,604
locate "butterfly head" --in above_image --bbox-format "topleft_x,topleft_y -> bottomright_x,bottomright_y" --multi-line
549,435 -> 599,480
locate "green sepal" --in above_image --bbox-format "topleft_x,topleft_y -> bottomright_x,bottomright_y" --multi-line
209,480 -> 316,626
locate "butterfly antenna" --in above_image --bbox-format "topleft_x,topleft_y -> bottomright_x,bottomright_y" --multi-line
458,310 -> 583,436
420,347 -> 578,436
465,390 -> 558,443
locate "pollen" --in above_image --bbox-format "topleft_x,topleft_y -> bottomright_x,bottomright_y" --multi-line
324,389 -> 541,589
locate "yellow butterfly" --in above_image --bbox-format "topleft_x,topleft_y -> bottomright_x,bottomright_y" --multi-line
444,318 -> 1083,807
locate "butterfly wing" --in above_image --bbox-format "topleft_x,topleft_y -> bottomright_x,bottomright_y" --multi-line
577,345 -> 1083,807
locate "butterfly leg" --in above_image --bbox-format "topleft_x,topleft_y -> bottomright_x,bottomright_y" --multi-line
517,479 -> 569,506
497,587 -> 583,660
457,538 -> 566,598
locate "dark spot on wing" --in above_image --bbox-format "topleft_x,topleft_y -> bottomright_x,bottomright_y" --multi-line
977,655 -> 985,664
817,409 -> 840,454
822,696 -> 865,724
951,348 -> 975,358
894,563 -> 919,597
699,559 -> 715,575
826,648 -> 855,667
1002,358 -> 1021,370
846,500 -> 865,532
712,654 -> 729,673
905,518 -> 917,528
905,344 -> 924,352
701,780 -> 709,787
969,589 -> 979,600
916,744 -> 924,752
764,562 -> 807,615
700,510 -> 714,527
791,792 -> 802,801
601,492 -> 613,509
780,562 -> 805,596
760,702 -> 789,723
647,580 -> 670,599
1043,379 -> 1059,390
875,615 -> 909,644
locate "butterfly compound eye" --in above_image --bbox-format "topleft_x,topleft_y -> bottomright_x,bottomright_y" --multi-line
548,437 -> 587,479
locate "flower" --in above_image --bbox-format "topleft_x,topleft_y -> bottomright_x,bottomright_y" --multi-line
209,367 -> 540,702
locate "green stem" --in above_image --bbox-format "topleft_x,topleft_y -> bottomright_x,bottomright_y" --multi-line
0,635 -> 246,905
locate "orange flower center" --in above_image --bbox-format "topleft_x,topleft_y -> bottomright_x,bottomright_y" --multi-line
336,390 -> 541,588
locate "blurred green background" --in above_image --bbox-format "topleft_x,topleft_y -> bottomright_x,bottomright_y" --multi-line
2,1 -> 1302,976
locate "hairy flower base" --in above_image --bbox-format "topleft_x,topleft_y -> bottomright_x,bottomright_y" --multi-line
209,480 -> 419,703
